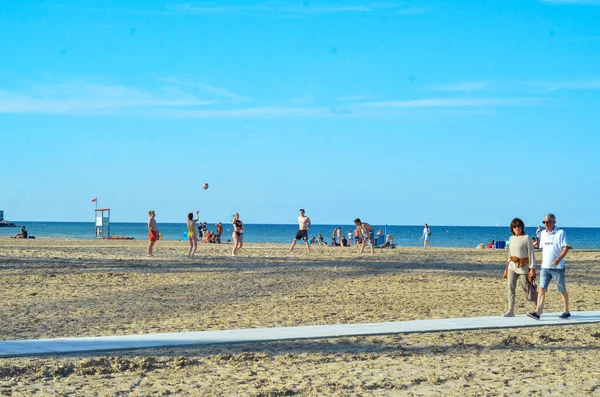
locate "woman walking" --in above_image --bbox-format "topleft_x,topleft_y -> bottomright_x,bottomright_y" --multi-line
503,217 -> 537,317
232,213 -> 244,256
187,210 -> 200,258
420,223 -> 432,248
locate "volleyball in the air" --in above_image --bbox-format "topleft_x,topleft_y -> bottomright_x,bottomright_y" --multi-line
202,183 -> 209,190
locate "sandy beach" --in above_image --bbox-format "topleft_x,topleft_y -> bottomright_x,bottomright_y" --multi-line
1,237 -> 599,396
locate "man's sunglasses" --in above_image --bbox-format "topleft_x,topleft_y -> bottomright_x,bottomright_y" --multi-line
542,220 -> 554,224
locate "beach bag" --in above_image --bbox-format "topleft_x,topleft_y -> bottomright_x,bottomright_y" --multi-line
428,230 -> 432,236
526,280 -> 538,303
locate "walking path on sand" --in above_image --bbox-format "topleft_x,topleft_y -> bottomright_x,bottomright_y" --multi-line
2,311 -> 599,358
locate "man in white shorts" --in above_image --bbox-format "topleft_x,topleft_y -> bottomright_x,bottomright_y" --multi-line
527,213 -> 570,320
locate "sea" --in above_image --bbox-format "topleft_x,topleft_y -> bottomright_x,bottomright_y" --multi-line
2,222 -> 600,249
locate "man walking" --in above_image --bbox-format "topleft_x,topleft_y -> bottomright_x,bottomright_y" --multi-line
527,213 -> 570,320
289,209 -> 311,253
147,210 -> 158,256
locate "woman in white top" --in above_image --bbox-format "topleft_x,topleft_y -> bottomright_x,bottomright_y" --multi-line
503,217 -> 537,317
420,224 -> 431,248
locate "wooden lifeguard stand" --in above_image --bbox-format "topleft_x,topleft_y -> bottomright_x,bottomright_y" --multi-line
95,208 -> 111,239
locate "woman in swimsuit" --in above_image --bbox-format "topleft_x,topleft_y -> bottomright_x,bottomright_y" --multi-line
232,213 -> 244,256
187,210 -> 200,258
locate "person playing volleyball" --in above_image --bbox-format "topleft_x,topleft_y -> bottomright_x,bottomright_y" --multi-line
289,209 -> 311,253
354,218 -> 375,255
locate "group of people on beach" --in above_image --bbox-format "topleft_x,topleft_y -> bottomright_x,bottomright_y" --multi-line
146,209 -> 383,258
286,209 -> 377,255
504,213 -> 571,321
148,209 -> 571,321
147,210 -> 243,258
184,211 -> 241,258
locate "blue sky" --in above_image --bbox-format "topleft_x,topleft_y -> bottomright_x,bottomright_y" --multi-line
2,0 -> 600,226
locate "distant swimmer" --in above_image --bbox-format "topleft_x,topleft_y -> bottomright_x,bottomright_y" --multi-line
289,209 -> 311,253
147,210 -> 158,256
354,218 -> 374,255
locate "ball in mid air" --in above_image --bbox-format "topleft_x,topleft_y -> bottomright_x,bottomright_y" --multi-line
202,183 -> 209,190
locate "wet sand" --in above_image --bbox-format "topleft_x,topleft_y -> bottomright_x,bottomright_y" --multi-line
1,237 -> 599,396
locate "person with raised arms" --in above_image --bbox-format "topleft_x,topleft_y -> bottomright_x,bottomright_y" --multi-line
186,210 -> 200,259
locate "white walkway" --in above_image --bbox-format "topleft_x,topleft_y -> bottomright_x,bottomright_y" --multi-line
1,311 -> 599,358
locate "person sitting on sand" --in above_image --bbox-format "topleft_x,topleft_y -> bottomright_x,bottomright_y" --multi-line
11,226 -> 28,239
380,235 -> 396,249
486,240 -> 496,249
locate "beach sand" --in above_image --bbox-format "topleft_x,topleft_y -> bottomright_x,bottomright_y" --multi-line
1,237 -> 599,396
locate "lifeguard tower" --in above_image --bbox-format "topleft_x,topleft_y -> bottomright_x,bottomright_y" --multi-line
95,208 -> 111,239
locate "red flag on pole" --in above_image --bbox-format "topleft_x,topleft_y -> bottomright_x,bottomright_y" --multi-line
92,198 -> 97,203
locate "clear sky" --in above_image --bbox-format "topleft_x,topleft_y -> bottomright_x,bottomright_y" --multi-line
2,0 -> 600,227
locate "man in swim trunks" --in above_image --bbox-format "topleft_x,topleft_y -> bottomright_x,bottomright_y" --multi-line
289,209 -> 311,253
147,210 -> 158,256
354,218 -> 375,255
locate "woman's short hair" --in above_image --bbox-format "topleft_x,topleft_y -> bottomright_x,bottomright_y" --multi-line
509,218 -> 525,235
188,212 -> 193,220
148,210 -> 155,216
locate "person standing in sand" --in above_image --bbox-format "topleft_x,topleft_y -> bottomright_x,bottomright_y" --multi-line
231,213 -> 244,256
420,223 -> 432,248
528,213 -> 571,321
502,217 -> 537,317
186,210 -> 200,258
147,210 -> 158,256
354,218 -> 374,255
289,209 -> 311,253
